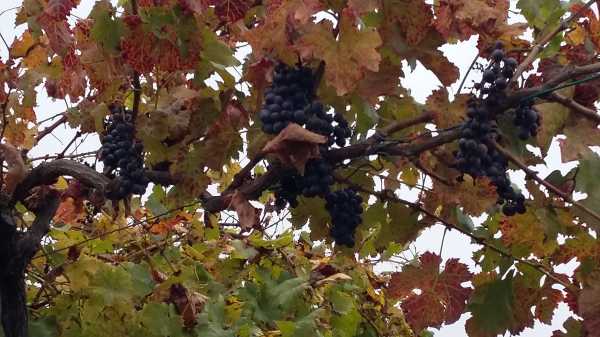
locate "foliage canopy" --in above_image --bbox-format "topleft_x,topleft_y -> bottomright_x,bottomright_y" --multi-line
0,0 -> 599,337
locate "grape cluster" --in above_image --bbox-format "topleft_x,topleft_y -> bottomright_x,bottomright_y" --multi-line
455,43 -> 526,216
100,105 -> 149,198
477,42 -> 518,106
301,158 -> 334,197
273,158 -> 335,210
514,101 -> 540,140
325,188 -> 363,247
273,170 -> 302,210
260,64 -> 313,134
259,64 -> 351,147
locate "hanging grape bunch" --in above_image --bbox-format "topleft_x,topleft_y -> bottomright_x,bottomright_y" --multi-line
325,188 -> 363,247
455,42 -> 527,216
100,105 -> 149,199
259,63 -> 351,147
514,100 -> 540,140
263,63 -> 352,207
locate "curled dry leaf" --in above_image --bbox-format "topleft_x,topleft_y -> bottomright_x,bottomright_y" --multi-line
0,143 -> 27,195
229,190 -> 260,231
262,123 -> 327,174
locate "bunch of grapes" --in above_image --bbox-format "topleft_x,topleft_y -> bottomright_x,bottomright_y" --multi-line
300,158 -> 335,197
100,105 -> 149,199
455,43 -> 527,216
325,188 -> 363,247
259,64 -> 352,147
273,170 -> 302,210
264,64 -> 353,209
259,64 -> 313,134
514,101 -> 540,140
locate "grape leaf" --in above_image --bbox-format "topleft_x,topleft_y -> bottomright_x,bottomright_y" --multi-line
517,0 -> 565,30
382,0 -> 434,46
228,190 -> 260,231
579,274 -> 600,337
262,123 -> 327,174
466,272 -> 515,337
297,11 -> 382,96
574,152 -> 600,229
244,0 -> 322,64
559,119 -> 600,162
426,89 -> 470,129
388,252 -> 473,332
434,0 -> 508,41
210,0 -> 253,23
89,1 -> 124,52
381,26 -> 459,87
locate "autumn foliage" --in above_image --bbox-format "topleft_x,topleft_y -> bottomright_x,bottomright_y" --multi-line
0,0 -> 600,337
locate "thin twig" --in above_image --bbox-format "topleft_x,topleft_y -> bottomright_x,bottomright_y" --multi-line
130,0 -> 141,121
32,201 -> 201,261
57,132 -> 81,158
29,150 -> 97,162
457,53 -> 480,94
36,115 -> 68,142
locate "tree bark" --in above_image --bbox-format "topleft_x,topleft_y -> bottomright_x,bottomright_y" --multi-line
0,189 -> 60,337
0,272 -> 27,337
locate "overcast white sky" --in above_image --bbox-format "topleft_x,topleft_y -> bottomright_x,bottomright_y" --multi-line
0,1 -> 584,336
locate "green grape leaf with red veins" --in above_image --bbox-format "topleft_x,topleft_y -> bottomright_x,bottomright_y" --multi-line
388,252 -> 473,332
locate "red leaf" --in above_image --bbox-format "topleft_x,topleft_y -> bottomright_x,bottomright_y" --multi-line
579,275 -> 600,337
262,123 -> 327,173
574,84 -> 599,108
43,0 -> 78,21
37,14 -> 73,55
388,252 -> 473,331
210,0 -> 253,23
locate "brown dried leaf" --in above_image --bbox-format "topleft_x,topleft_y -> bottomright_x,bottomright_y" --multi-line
0,143 -> 27,195
262,123 -> 327,173
229,190 -> 259,231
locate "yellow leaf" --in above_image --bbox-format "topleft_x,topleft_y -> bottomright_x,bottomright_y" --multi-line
54,177 -> 69,190
566,24 -> 586,45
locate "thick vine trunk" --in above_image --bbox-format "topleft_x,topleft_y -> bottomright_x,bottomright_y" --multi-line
0,190 -> 60,337
0,272 -> 28,337
0,206 -> 26,337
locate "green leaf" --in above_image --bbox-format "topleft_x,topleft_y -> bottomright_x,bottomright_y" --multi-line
517,0 -> 565,30
140,303 -> 187,337
575,152 -> 600,229
90,1 -> 124,52
29,316 -> 58,337
466,273 -> 515,337
375,203 -> 421,251
201,27 -> 240,67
